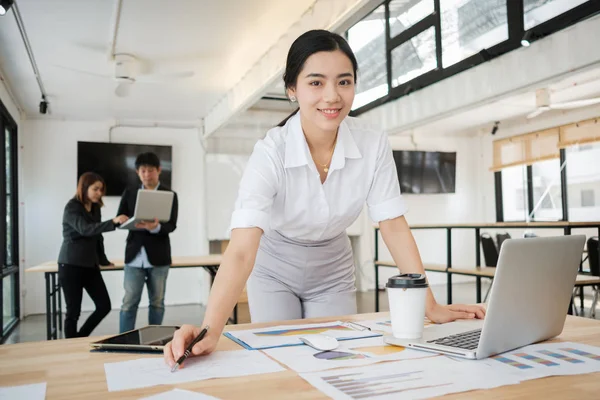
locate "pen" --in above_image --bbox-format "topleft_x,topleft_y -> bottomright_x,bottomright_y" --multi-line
171,325 -> 210,372
346,321 -> 371,331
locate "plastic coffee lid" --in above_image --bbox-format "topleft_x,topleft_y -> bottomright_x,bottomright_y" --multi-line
386,273 -> 429,289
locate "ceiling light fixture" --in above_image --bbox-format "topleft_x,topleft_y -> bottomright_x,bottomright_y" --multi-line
0,0 -> 14,16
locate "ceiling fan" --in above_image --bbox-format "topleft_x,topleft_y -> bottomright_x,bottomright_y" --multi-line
53,53 -> 194,98
526,88 -> 600,119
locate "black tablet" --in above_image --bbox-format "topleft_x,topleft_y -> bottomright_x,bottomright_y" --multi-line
90,325 -> 179,352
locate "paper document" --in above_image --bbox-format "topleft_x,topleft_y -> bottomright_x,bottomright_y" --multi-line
105,350 -> 285,392
457,341 -> 600,381
0,383 -> 46,400
300,356 -> 520,400
224,321 -> 381,350
264,336 -> 433,373
139,389 -> 220,399
356,318 -> 433,334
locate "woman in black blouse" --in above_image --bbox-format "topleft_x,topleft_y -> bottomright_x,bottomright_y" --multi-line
57,172 -> 129,338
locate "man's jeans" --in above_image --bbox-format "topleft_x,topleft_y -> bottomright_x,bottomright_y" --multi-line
119,265 -> 169,333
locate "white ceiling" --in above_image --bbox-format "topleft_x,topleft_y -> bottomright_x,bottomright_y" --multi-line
0,0 -> 316,121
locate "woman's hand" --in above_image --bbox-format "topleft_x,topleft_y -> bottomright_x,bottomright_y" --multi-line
426,303 -> 486,324
112,214 -> 129,225
164,324 -> 220,368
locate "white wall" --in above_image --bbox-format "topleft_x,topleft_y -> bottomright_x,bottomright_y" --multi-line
370,134 -> 485,290
21,119 -> 210,316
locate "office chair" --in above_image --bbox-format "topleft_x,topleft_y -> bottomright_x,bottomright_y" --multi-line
587,236 -> 599,318
480,233 -> 499,267
496,232 -> 511,252
480,233 -> 498,302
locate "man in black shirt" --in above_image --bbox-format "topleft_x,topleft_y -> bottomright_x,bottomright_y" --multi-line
118,152 -> 178,333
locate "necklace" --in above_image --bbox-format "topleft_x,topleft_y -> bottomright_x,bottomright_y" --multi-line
316,137 -> 337,173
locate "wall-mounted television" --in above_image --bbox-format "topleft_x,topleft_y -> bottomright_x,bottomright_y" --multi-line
77,142 -> 173,196
392,150 -> 456,194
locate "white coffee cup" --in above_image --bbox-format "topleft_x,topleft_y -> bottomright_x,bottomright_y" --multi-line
386,273 -> 429,339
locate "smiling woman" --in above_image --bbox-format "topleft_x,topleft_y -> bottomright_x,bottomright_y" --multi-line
163,29 -> 485,369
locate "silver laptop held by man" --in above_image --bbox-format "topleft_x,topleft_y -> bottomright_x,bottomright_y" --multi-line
118,189 -> 174,230
385,235 -> 586,359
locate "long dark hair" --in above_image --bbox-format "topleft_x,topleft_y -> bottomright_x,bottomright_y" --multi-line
75,172 -> 106,207
277,30 -> 358,127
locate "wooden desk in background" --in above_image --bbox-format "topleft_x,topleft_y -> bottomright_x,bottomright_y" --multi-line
0,312 -> 599,399
26,255 -> 225,340
373,221 -> 600,311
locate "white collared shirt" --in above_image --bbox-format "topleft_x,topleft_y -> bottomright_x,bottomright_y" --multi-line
128,182 -> 163,268
230,113 -> 407,241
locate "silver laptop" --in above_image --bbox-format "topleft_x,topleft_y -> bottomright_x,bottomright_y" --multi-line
118,189 -> 174,230
385,235 -> 586,359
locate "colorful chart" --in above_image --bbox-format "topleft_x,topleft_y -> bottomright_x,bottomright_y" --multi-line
350,345 -> 406,356
514,353 -> 558,366
491,355 -> 533,369
538,350 -> 584,364
254,324 -> 351,337
561,348 -> 600,361
313,351 -> 368,361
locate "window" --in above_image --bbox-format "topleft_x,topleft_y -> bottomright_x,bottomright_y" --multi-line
388,0 -> 434,38
0,100 -> 19,343
567,142 -> 600,221
348,0 -> 598,114
531,159 -> 562,220
440,0 -> 508,68
524,0 -> 590,30
391,26 -> 437,87
348,4 -> 388,110
501,165 -> 528,221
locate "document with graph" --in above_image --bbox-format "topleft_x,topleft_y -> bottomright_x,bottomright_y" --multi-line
224,321 -> 381,350
300,356 -> 520,400
464,341 -> 600,381
263,336 -> 433,373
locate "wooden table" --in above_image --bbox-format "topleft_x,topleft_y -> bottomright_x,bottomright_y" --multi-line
0,312 -> 599,399
372,221 -> 600,310
26,255 -> 224,340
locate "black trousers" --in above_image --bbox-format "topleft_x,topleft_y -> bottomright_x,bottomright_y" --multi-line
58,264 -> 111,338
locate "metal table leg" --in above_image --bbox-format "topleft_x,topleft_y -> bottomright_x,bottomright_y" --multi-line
475,228 -> 481,303
447,228 -> 453,305
45,272 -> 51,340
374,228 -> 379,312
375,264 -> 379,312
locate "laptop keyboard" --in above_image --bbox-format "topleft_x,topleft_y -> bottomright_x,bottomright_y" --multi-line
426,328 -> 481,350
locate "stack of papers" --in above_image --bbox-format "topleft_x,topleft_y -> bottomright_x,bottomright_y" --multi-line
224,321 -> 381,350
263,336 -> 433,373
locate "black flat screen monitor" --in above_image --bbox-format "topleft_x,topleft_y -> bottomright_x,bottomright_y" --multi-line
392,150 -> 456,194
77,142 -> 172,196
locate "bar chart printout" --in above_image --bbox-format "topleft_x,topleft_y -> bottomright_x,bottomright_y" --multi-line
300,357 -> 519,400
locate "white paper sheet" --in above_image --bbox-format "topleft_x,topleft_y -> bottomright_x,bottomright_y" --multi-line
264,336 -> 433,372
139,388 -> 220,400
224,321 -> 380,350
300,356 -> 520,400
0,382 -> 46,400
455,341 -> 600,381
105,350 -> 285,392
355,318 -> 433,334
